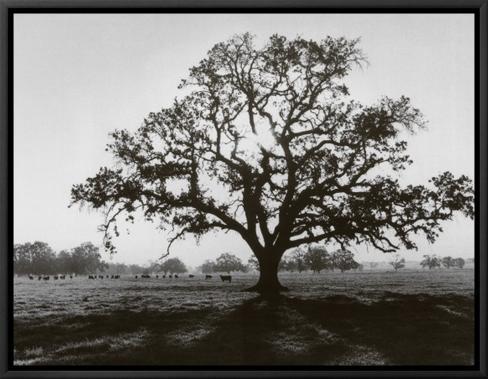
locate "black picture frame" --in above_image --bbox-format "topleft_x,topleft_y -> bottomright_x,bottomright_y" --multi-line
1,1 -> 486,378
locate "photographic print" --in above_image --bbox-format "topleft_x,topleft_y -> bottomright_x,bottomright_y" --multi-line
11,12 -> 477,368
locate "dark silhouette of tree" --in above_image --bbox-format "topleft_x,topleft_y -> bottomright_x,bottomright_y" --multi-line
441,256 -> 455,269
420,255 -> 441,270
214,253 -> 247,274
331,249 -> 360,273
160,257 -> 187,274
389,255 -> 406,271
453,257 -> 465,269
303,245 -> 331,273
71,33 -> 474,294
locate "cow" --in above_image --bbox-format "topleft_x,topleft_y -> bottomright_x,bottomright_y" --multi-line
189,274 -> 194,278
115,275 -> 120,279
28,275 -> 34,280
38,276 -> 42,281
174,274 -> 179,279
168,274 -> 173,278
162,275 -> 166,278
205,275 -> 212,280
43,276 -> 50,280
69,275 -> 73,279
135,275 -> 138,279
54,275 -> 59,280
88,275 -> 95,279
220,275 -> 232,283
60,275 -> 65,279
98,275 -> 104,279
156,275 -> 159,278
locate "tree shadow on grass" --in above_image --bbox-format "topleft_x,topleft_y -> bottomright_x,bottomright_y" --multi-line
187,293 -> 474,366
14,293 -> 474,366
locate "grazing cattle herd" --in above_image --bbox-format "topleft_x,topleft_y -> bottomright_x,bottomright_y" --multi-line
26,273 -> 233,282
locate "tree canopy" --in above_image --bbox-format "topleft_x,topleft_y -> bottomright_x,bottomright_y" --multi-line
160,258 -> 187,274
71,33 -> 474,293
213,253 -> 247,273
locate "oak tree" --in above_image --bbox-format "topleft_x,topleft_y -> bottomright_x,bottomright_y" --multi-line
71,33 -> 474,294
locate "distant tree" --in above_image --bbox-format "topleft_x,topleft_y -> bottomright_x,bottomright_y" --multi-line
281,257 -> 298,272
14,241 -> 57,275
304,245 -> 331,273
420,255 -> 441,270
70,242 -> 108,275
247,256 -> 259,271
453,257 -> 465,269
160,258 -> 187,274
389,255 -> 406,271
214,253 -> 246,274
128,264 -> 146,275
13,243 -> 33,275
56,249 -> 73,274
199,259 -> 216,274
441,256 -> 455,269
71,33 -> 474,294
291,248 -> 308,273
331,249 -> 360,273
106,262 -> 130,275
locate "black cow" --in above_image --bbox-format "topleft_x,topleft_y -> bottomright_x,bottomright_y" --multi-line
163,275 -> 166,278
205,275 -> 212,279
174,274 -> 179,279
38,276 -> 42,280
135,275 -> 138,279
98,275 -> 103,279
60,275 -> 65,279
43,276 -> 50,280
220,275 -> 232,283
54,275 -> 59,280
28,275 -> 34,280
115,275 -> 120,279
156,275 -> 159,278
69,275 -> 73,279
189,274 -> 194,278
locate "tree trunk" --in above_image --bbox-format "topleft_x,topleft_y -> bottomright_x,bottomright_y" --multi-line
244,252 -> 288,295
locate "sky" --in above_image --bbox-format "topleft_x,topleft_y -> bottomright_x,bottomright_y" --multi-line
13,13 -> 475,267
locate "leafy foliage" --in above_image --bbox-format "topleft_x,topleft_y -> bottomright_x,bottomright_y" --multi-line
160,258 -> 187,274
213,253 -> 247,273
331,249 -> 360,273
420,255 -> 441,270
303,245 -> 331,273
13,241 -> 107,275
389,255 -> 406,271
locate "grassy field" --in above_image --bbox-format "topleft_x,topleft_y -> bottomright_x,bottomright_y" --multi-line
13,269 -> 474,366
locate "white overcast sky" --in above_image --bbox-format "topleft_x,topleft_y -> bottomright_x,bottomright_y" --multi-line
14,13 -> 475,266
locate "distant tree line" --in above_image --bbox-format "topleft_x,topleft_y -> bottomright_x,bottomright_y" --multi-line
198,247 -> 362,275
14,241 -> 108,276
420,255 -> 466,270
